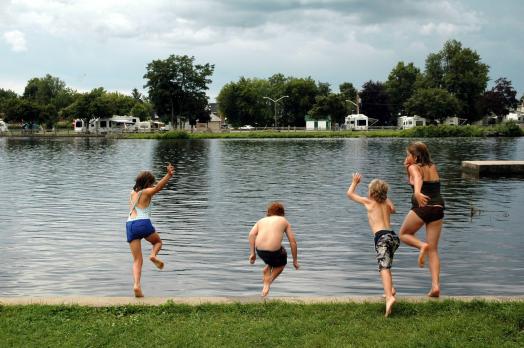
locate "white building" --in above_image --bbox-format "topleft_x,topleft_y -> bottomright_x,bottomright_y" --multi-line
305,115 -> 331,130
398,115 -> 427,129
504,112 -> 519,123
345,114 -> 370,130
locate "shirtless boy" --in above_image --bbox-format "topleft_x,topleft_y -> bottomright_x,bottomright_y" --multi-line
248,202 -> 299,297
347,173 -> 399,317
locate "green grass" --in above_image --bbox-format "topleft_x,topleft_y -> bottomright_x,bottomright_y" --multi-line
1,301 -> 522,347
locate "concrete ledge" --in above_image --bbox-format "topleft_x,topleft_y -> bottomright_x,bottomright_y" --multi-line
1,296 -> 523,307
462,160 -> 524,176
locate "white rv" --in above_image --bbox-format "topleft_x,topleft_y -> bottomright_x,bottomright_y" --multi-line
398,115 -> 427,129
136,120 -> 165,132
0,119 -> 8,132
74,115 -> 140,133
345,114 -> 369,130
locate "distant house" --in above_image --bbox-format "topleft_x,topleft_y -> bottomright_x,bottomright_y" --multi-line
0,119 -> 8,132
345,114 -> 369,130
195,112 -> 223,132
305,115 -> 331,130
398,115 -> 427,129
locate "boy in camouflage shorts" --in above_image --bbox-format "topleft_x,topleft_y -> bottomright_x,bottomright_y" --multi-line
347,173 -> 400,317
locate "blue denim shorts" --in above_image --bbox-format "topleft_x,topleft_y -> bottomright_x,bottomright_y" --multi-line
126,219 -> 155,243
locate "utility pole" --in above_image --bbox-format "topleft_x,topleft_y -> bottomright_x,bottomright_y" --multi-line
263,95 -> 289,128
346,95 -> 360,114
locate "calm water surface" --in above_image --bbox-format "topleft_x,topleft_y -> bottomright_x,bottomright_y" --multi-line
0,137 -> 523,296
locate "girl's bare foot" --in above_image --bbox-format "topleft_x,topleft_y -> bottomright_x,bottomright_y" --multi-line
428,287 -> 440,298
385,296 -> 396,317
133,286 -> 144,298
262,266 -> 271,297
418,243 -> 429,268
150,255 -> 164,270
382,288 -> 396,298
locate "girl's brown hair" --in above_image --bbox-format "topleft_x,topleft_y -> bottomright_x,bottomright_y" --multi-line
267,202 -> 285,216
407,142 -> 433,166
133,171 -> 155,191
368,179 -> 388,203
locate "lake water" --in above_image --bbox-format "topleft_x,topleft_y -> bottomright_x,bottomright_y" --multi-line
0,137 -> 523,297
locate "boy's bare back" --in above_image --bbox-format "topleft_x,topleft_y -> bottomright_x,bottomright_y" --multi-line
364,200 -> 395,234
254,215 -> 289,251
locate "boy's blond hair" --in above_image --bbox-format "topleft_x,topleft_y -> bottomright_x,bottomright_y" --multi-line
368,179 -> 388,203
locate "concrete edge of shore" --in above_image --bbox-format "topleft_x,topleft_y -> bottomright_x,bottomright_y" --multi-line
1,296 -> 523,307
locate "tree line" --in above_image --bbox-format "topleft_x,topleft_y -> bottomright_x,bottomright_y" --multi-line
217,39 -> 521,127
0,39 -> 522,129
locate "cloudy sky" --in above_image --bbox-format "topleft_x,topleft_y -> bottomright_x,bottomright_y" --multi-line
1,0 -> 523,101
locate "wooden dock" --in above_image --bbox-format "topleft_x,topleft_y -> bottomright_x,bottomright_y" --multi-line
461,160 -> 524,176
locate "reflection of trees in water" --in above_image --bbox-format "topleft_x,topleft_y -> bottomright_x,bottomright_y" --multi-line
151,140 -> 210,231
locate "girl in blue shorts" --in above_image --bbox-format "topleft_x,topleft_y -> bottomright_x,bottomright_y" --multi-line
127,163 -> 174,297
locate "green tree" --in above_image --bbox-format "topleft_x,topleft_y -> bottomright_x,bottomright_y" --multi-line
404,88 -> 461,123
423,39 -> 489,121
144,54 -> 214,128
4,98 -> 43,125
282,77 -> 318,126
130,102 -> 154,120
359,81 -> 392,125
385,62 -> 421,116
0,89 -> 19,118
308,93 -> 346,128
477,78 -> 519,119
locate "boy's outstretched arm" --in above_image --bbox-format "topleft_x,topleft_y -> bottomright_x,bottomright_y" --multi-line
248,223 -> 258,264
346,172 -> 369,205
285,223 -> 299,270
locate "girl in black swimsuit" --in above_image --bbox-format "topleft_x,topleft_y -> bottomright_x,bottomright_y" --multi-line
399,142 -> 444,298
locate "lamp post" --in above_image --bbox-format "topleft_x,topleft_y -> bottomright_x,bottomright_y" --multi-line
263,95 -> 289,128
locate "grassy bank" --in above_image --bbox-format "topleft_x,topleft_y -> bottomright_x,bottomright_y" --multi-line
1,300 -> 522,347
125,123 -> 523,140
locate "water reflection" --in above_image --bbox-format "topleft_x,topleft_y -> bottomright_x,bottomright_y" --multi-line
0,137 -> 523,296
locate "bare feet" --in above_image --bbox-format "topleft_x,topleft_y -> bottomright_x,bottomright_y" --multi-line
385,296 -> 396,317
418,243 -> 429,268
428,287 -> 440,298
262,266 -> 271,297
382,288 -> 396,298
133,286 -> 144,298
150,255 -> 164,270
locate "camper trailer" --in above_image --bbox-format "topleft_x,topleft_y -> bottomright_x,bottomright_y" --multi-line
345,114 -> 369,130
398,115 -> 427,129
0,119 -> 8,133
74,115 -> 140,133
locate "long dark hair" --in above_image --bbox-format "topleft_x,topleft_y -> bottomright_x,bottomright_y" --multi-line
407,142 -> 433,166
133,171 -> 155,191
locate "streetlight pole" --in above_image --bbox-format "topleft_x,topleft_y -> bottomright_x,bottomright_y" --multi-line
263,95 -> 289,128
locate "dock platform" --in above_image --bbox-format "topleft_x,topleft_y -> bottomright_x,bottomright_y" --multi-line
461,160 -> 524,176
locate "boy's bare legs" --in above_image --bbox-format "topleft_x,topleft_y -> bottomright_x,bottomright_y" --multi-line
399,211 -> 429,267
129,239 -> 144,297
262,265 -> 271,297
426,219 -> 443,297
262,265 -> 286,297
380,269 -> 396,317
145,232 -> 164,270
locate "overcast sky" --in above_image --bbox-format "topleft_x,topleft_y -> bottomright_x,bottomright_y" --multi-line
1,0 -> 523,101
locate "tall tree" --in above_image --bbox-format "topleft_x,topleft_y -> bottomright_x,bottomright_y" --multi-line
423,39 -> 489,121
308,93 -> 346,128
339,82 -> 358,114
282,77 -> 318,126
359,81 -> 392,125
477,77 -> 519,119
404,88 -> 460,123
144,54 -> 214,128
0,89 -> 19,118
385,62 -> 421,116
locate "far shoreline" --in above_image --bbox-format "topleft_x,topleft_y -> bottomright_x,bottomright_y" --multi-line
1,123 -> 523,139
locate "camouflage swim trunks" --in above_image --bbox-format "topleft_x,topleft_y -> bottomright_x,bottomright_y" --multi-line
374,230 -> 400,271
